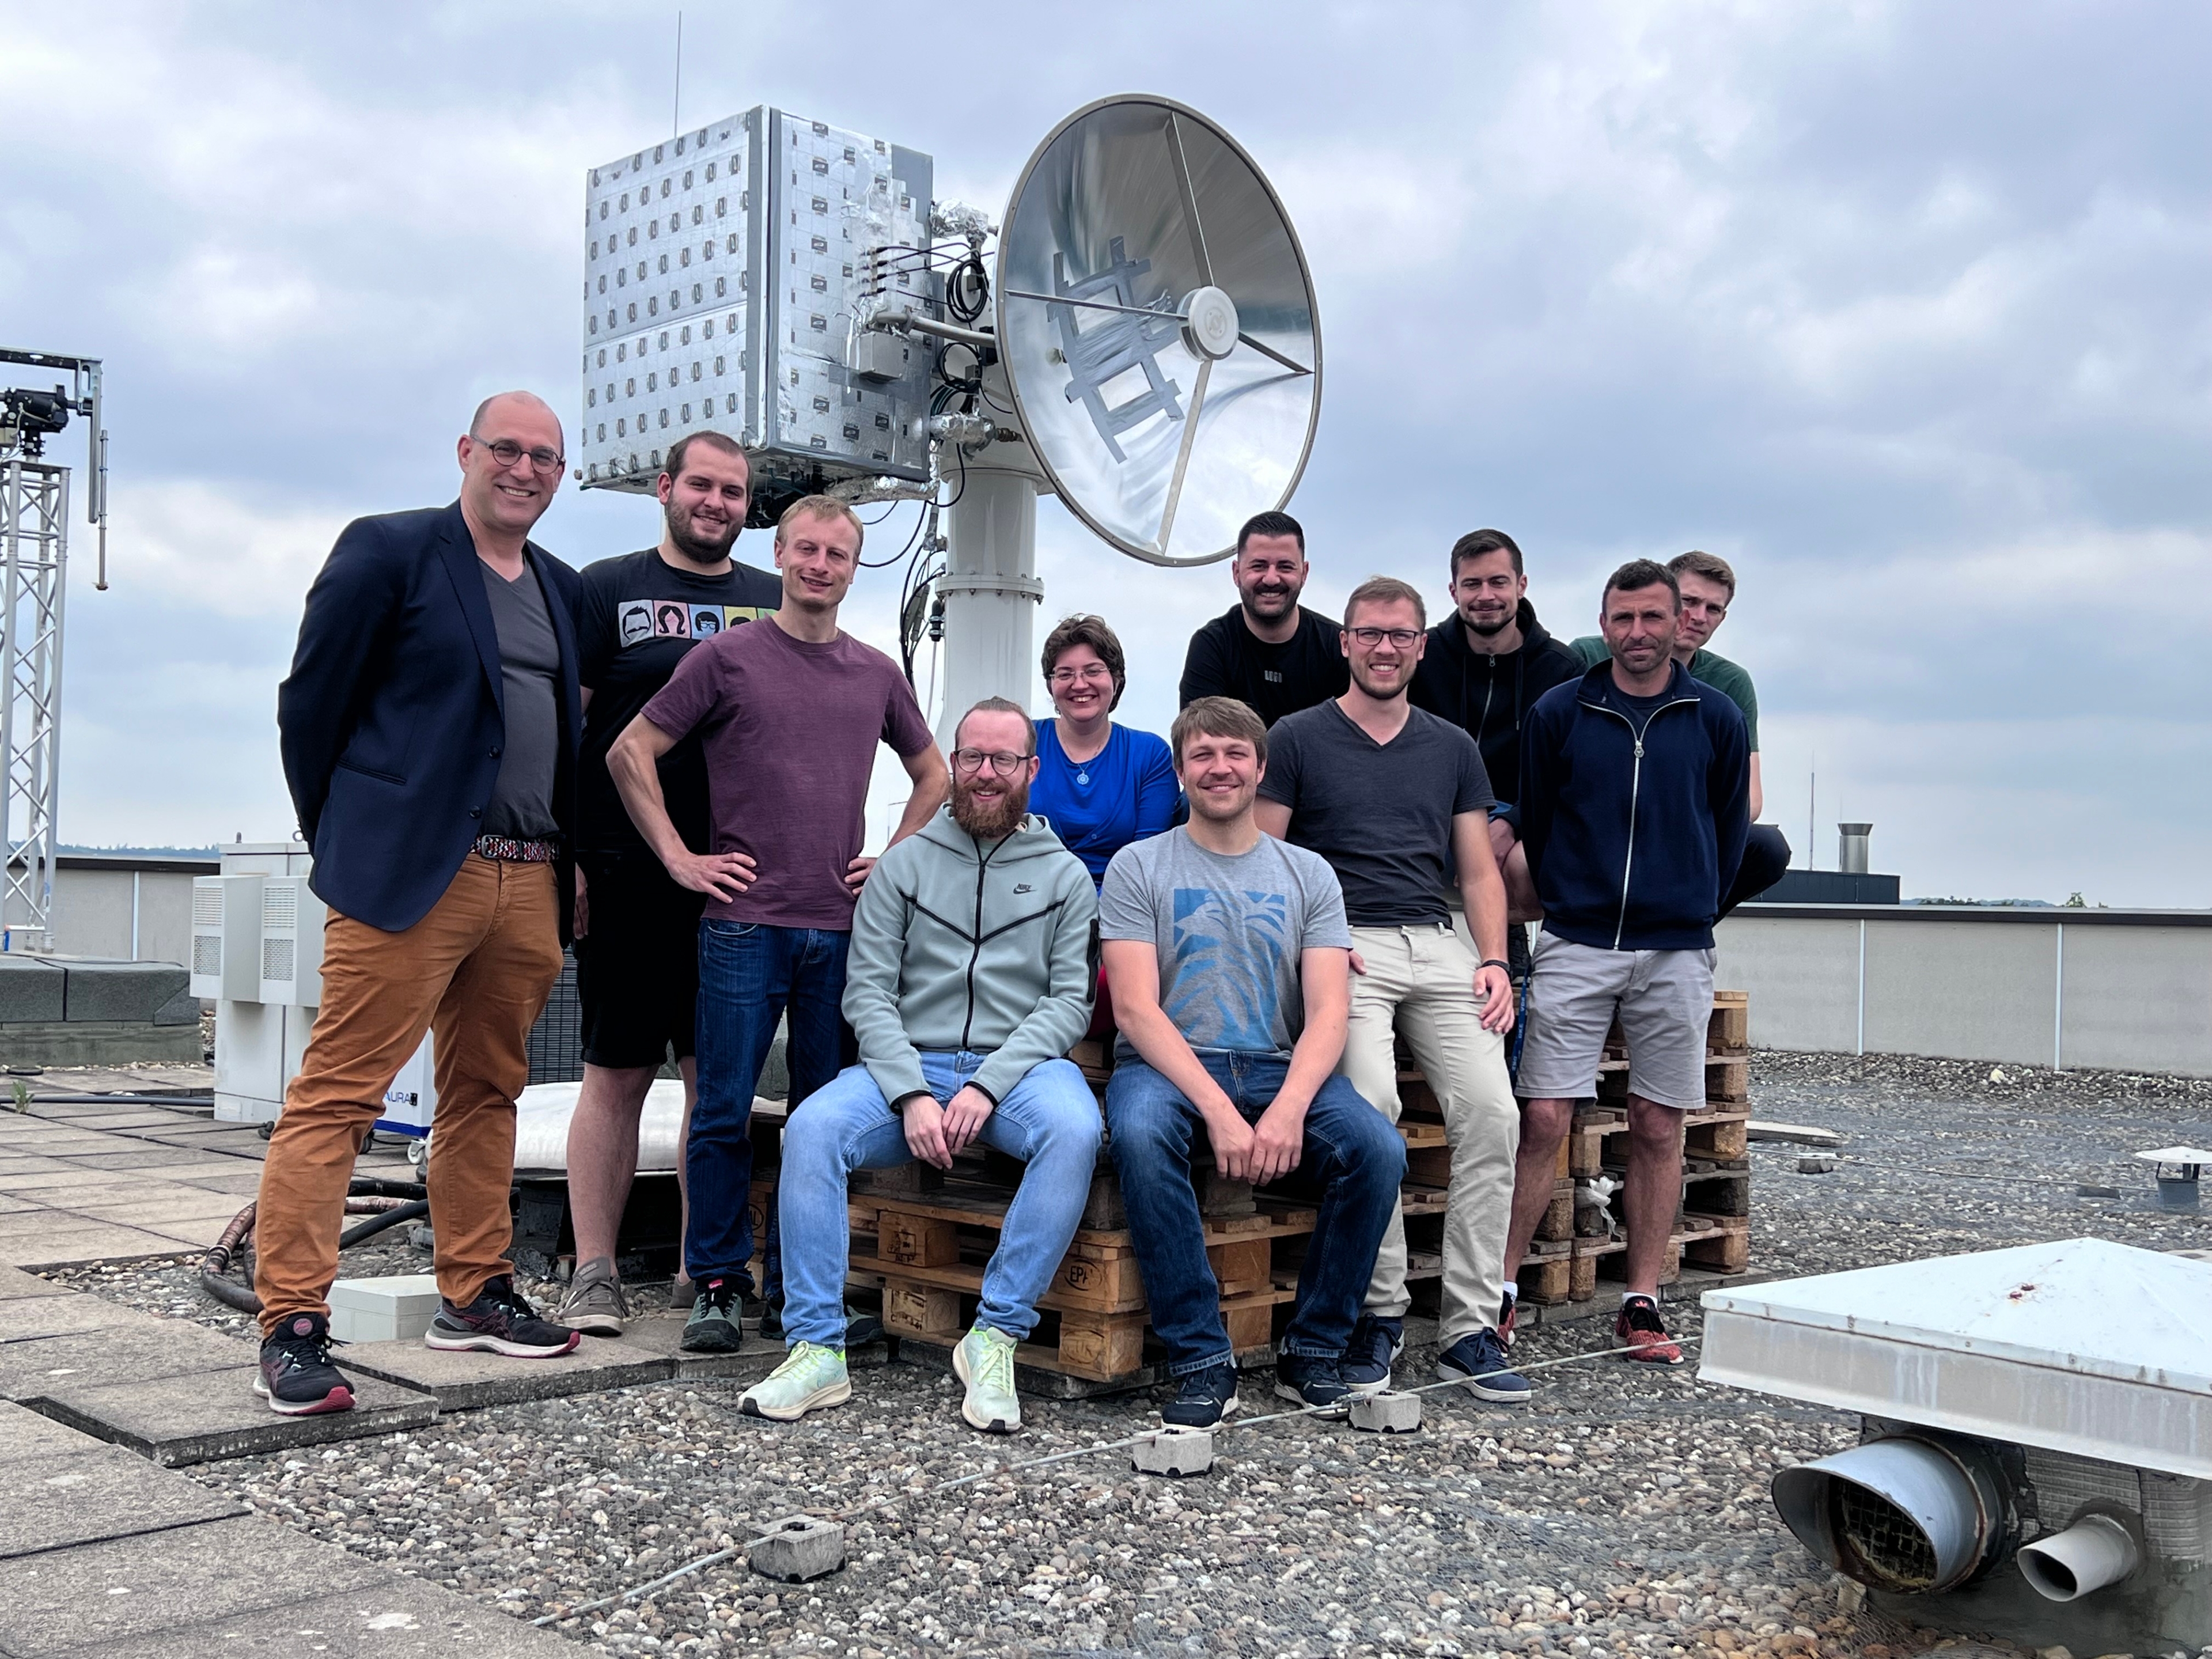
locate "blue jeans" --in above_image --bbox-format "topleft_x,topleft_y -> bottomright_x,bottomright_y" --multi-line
778,1054 -> 1102,1348
688,920 -> 854,1287
1105,1054 -> 1405,1376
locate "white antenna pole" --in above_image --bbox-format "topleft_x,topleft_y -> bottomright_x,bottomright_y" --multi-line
1807,755 -> 1816,872
671,12 -> 683,138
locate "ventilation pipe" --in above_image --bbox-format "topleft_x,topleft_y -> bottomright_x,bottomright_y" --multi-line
2017,1514 -> 2140,1603
1771,1435 -> 2012,1594
1837,822 -> 1873,874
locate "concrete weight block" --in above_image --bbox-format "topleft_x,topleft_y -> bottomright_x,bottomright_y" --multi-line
59,960 -> 191,1024
1350,1390 -> 1423,1434
747,1514 -> 846,1582
0,957 -> 65,1024
1132,1426 -> 1214,1476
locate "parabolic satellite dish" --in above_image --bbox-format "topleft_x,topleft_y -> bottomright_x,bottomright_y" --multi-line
995,95 -> 1322,567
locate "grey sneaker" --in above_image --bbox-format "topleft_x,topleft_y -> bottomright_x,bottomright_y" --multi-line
738,1342 -> 851,1422
680,1277 -> 744,1353
556,1256 -> 629,1337
953,1324 -> 1022,1434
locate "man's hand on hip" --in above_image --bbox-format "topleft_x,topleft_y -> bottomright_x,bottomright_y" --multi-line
942,1085 -> 996,1156
665,849 -> 756,901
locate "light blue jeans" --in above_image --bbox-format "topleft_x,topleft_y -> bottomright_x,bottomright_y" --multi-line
777,1052 -> 1102,1350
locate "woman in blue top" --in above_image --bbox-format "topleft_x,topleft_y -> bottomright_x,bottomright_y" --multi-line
1029,613 -> 1179,885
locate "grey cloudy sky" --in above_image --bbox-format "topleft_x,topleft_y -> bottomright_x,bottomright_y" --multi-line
6,2 -> 2209,903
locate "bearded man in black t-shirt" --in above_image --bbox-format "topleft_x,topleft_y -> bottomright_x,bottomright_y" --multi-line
558,430 -> 781,1336
1177,510 -> 1349,726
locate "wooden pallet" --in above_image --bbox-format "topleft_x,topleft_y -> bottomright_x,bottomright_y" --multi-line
1569,1107 -> 1751,1176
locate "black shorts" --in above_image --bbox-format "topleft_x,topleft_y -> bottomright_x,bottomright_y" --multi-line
574,849 -> 707,1070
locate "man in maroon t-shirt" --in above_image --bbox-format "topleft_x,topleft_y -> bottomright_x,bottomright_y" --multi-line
609,494 -> 948,1353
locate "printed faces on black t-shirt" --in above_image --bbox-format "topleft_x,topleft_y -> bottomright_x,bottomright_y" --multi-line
576,548 -> 783,854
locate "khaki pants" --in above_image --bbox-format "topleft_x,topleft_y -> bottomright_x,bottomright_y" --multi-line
1338,922 -> 1518,1346
254,856 -> 563,1336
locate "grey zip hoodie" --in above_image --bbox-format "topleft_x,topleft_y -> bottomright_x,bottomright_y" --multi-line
842,804 -> 1100,1109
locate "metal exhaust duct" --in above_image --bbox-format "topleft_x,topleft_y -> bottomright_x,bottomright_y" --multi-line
1836,822 -> 1873,874
1770,1435 -> 2010,1594
2017,1514 -> 2140,1603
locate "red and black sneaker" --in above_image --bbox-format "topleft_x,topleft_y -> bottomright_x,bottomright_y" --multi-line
424,1275 -> 581,1357
255,1312 -> 355,1416
1614,1295 -> 1685,1365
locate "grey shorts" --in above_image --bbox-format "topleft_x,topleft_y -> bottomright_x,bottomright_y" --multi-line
1513,933 -> 1715,1110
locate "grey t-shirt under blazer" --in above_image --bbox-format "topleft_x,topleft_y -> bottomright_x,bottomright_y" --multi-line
478,559 -> 560,840
1258,699 -> 1494,929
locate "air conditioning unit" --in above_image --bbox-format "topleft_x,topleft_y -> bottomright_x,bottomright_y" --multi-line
378,1033 -> 437,1137
257,877 -> 324,1007
1704,1238 -> 2212,1654
188,874 -> 263,1002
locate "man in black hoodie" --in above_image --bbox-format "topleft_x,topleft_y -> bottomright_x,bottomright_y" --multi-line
1502,560 -> 1748,1369
1409,529 -> 1582,927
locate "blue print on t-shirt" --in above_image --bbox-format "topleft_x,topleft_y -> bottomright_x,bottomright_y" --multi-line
1169,888 -> 1290,1052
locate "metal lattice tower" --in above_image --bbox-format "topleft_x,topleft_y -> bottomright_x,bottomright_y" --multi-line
1,460 -> 67,950
0,349 -> 107,955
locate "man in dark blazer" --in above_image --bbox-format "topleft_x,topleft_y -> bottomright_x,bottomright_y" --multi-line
255,391 -> 586,1416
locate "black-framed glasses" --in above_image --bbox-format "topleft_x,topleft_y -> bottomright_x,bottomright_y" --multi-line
482,438 -> 566,475
1348,627 -> 1421,648
953,747 -> 1032,775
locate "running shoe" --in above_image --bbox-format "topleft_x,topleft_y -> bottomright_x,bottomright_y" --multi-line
1615,1295 -> 1685,1365
1273,1353 -> 1353,1415
680,1277 -> 745,1353
738,1342 -> 851,1421
953,1324 -> 1022,1434
1435,1328 -> 1531,1402
1161,1363 -> 1240,1429
423,1276 -> 581,1357
255,1312 -> 354,1416
1338,1313 -> 1403,1394
556,1255 -> 629,1337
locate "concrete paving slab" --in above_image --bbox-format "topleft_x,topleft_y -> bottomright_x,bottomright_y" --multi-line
47,1112 -> 195,1132
13,1177 -> 225,1210
34,1365 -> 440,1465
0,1263 -> 67,1301
0,1399 -> 107,1464
166,1168 -> 268,1195
0,1442 -> 243,1558
52,1565 -> 576,1657
342,1331 -> 673,1409
616,1313 -> 789,1381
0,1193 -> 37,1215
45,1149 -> 252,1173
0,1164 -> 141,1192
0,1513 -> 389,1655
0,1294 -> 119,1344
139,1216 -> 240,1250
0,1316 -> 257,1400
74,1191 -> 252,1227
0,1223 -> 192,1269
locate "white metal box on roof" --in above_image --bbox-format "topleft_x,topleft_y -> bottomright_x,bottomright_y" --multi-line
1699,1238 -> 2212,1479
578,108 -> 936,496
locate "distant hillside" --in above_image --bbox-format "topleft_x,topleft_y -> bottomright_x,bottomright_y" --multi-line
59,843 -> 221,859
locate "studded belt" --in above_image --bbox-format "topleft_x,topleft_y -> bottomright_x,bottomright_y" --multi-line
472,835 -> 559,863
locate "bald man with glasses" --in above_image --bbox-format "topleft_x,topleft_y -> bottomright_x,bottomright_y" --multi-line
256,393 -> 588,1417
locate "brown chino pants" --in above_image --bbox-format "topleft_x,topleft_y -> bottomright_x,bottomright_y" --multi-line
254,855 -> 564,1336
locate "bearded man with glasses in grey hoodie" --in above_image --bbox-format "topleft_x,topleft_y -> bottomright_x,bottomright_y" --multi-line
740,698 -> 1101,1434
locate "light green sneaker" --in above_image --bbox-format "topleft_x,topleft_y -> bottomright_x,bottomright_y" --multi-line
738,1342 -> 851,1422
953,1324 -> 1022,1434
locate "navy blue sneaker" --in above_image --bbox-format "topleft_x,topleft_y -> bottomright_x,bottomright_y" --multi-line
1162,1364 -> 1240,1429
1338,1313 -> 1403,1393
1436,1328 -> 1531,1402
1274,1353 -> 1353,1414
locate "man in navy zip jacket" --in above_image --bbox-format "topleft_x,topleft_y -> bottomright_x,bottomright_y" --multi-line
1501,559 -> 1748,1367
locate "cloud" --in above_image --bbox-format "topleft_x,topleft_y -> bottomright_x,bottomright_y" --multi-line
7,0 -> 2211,907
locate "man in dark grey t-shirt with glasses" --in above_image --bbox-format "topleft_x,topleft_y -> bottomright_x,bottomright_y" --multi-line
1257,576 -> 1528,1404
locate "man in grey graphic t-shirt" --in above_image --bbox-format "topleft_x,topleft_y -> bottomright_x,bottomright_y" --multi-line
1099,696 -> 1406,1430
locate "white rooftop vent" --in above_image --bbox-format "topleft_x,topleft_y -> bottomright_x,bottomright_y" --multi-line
1702,1240 -> 2212,1653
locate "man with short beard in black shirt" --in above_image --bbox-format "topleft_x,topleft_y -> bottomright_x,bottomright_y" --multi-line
1177,511 -> 1349,726
559,430 -> 781,1336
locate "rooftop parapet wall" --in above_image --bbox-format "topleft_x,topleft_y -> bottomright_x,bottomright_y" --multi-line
1717,903 -> 2212,1077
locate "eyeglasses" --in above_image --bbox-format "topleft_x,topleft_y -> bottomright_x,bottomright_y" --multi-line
1048,664 -> 1114,685
480,438 -> 566,476
1347,627 -> 1422,649
953,748 -> 1032,776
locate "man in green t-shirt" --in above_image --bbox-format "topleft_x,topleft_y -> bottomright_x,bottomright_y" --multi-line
1566,550 -> 1789,911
